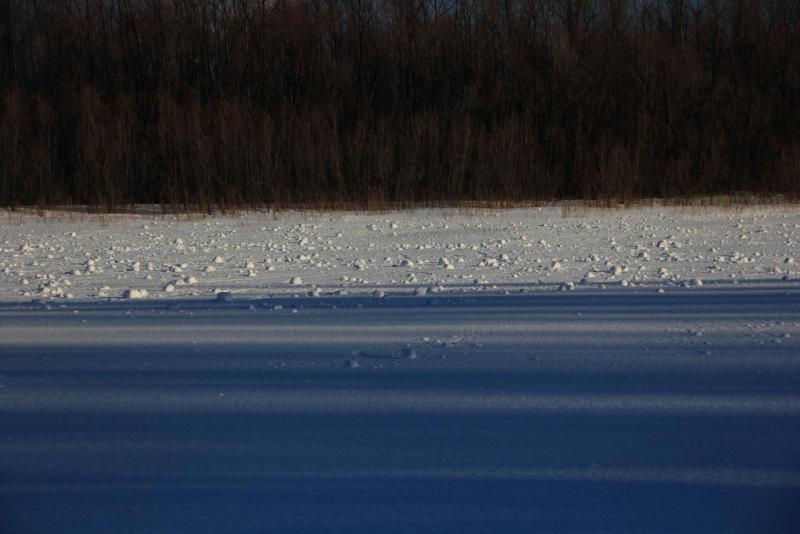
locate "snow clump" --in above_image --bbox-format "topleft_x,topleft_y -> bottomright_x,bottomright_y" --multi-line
123,288 -> 148,299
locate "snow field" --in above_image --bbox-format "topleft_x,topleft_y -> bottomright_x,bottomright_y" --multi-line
0,206 -> 798,304
1,205 -> 799,532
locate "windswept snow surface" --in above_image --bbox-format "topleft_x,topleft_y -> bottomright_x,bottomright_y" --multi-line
1,206 -> 799,301
1,207 -> 799,532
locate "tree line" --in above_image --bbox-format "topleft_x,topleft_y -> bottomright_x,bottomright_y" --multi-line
1,0 -> 798,211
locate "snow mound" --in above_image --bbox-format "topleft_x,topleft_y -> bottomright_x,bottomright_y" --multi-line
122,288 -> 148,299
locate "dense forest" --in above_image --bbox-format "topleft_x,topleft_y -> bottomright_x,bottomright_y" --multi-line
0,0 -> 798,210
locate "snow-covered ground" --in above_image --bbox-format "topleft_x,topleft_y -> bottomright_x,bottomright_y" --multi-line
1,207 -> 799,532
1,206 -> 798,301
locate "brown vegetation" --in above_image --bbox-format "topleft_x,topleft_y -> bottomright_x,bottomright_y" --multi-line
1,0 -> 798,211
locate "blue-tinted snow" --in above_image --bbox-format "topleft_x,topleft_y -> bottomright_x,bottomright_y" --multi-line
1,288 -> 799,533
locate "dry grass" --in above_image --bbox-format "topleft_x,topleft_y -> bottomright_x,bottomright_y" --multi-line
4,195 -> 797,223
